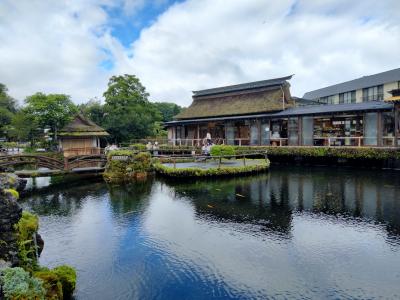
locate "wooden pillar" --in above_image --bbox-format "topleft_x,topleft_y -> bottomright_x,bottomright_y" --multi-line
395,104 -> 399,147
377,112 -> 383,147
298,116 -> 303,146
197,124 -> 200,146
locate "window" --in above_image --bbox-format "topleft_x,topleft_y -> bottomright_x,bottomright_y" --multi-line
319,95 -> 335,104
362,85 -> 383,102
339,91 -> 356,104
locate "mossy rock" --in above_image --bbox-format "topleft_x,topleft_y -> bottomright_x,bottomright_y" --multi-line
34,269 -> 63,300
3,188 -> 19,200
15,211 -> 40,271
53,265 -> 77,299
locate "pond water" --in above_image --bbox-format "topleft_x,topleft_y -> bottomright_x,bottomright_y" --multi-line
20,166 -> 400,299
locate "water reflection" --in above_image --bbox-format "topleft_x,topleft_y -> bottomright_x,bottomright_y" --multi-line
165,167 -> 400,237
19,166 -> 400,300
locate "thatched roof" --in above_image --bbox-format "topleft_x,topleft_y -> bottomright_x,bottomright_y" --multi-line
193,75 -> 293,97
175,85 -> 294,120
59,114 -> 109,137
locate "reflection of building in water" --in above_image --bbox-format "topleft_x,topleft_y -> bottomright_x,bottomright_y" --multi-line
166,168 -> 400,237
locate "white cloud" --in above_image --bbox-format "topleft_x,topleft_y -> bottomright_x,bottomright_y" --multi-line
0,0 -> 116,103
120,0 -> 400,105
1,0 -> 400,106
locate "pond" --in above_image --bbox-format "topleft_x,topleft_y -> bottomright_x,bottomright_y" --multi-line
20,166 -> 400,299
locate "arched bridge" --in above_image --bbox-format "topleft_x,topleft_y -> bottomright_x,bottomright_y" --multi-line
0,154 -> 107,177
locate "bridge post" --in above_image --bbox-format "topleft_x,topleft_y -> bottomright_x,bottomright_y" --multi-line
64,157 -> 69,170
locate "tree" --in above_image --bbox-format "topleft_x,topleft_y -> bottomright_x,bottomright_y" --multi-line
0,83 -> 17,138
78,98 -> 105,127
103,74 -> 149,107
0,83 -> 17,113
0,107 -> 14,138
153,102 -> 182,122
24,93 -> 77,141
102,74 -> 161,143
9,110 -> 39,145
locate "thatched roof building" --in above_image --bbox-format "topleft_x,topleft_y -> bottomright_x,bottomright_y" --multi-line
175,75 -> 293,120
59,114 -> 109,137
59,114 -> 109,157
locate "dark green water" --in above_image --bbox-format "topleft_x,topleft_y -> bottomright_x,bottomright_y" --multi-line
20,166 -> 400,299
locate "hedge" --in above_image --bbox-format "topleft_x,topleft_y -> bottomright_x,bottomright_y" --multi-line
233,146 -> 400,160
154,159 -> 270,177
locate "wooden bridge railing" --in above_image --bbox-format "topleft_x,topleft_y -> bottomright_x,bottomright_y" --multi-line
0,153 -> 107,172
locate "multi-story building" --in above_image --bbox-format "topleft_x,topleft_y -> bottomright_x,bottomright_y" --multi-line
303,68 -> 400,104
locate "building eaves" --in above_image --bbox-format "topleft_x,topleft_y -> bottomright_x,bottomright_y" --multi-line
164,101 -> 393,126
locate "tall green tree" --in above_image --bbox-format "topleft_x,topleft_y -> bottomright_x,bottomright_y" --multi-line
103,74 -> 161,143
153,102 -> 182,122
0,83 -> 17,138
0,83 -> 17,113
9,110 -> 39,145
25,93 -> 77,141
78,98 -> 105,127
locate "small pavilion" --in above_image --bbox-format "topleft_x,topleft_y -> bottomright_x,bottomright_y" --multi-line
58,114 -> 109,157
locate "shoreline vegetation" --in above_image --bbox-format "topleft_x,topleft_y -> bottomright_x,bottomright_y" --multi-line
0,174 -> 77,299
154,159 -> 270,177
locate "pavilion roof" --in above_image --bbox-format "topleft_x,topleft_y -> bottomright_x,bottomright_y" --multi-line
59,114 -> 109,137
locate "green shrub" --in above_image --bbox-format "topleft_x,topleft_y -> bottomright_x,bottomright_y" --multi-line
210,145 -> 236,157
0,267 -> 45,300
104,151 -> 153,182
53,265 -> 77,299
23,147 -> 36,153
129,143 -> 147,151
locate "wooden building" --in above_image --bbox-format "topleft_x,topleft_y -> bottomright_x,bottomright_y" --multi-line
59,114 -> 109,157
167,76 -> 294,146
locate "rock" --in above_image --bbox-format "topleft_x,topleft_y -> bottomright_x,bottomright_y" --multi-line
0,259 -> 11,270
0,173 -> 26,191
36,233 -> 44,256
0,173 -> 23,265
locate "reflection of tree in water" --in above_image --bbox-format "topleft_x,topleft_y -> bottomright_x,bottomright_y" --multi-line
162,166 -> 400,238
20,181 -> 108,216
107,178 -> 154,215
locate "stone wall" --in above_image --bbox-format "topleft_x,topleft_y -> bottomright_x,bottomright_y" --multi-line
0,174 -> 23,266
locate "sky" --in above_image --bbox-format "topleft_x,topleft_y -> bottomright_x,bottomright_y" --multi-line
1,0 -> 400,107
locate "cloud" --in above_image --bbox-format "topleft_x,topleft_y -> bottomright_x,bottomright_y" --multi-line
119,0 -> 400,105
0,0 -> 117,103
1,0 -> 400,106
